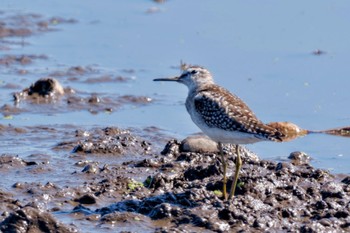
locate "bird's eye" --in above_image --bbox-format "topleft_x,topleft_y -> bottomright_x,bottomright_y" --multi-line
190,70 -> 198,75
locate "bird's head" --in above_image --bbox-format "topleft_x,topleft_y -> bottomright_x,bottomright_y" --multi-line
154,66 -> 214,90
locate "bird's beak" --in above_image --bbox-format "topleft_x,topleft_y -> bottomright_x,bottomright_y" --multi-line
153,76 -> 180,82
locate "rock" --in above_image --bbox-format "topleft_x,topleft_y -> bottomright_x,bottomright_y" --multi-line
341,176 -> 350,185
321,182 -> 344,199
179,135 -> 259,162
28,78 -> 65,96
0,206 -> 75,233
288,151 -> 311,164
160,139 -> 180,156
180,135 -> 218,153
14,77 -> 64,102
148,203 -> 174,219
82,164 -> 98,173
74,194 -> 97,204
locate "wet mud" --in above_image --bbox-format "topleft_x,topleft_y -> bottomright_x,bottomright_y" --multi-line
1,129 -> 350,232
0,206 -> 75,233
1,73 -> 152,117
96,138 -> 350,232
1,7 -> 350,233
0,12 -> 76,46
1,11 -> 152,117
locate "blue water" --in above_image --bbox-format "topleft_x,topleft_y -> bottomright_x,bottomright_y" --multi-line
1,0 -> 350,174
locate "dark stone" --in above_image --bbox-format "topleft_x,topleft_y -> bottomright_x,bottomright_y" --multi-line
183,164 -> 219,181
341,176 -> 350,185
0,206 -> 74,233
148,203 -> 174,220
74,194 -> 97,204
334,211 -> 349,218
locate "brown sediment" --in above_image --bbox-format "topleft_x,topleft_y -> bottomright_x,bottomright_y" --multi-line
0,54 -> 48,66
316,126 -> 350,138
84,75 -> 130,83
7,74 -> 151,116
0,12 -> 77,52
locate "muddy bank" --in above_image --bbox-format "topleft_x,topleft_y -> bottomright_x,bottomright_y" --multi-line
0,74 -> 152,117
88,137 -> 350,232
0,12 -> 76,51
1,126 -> 349,232
1,12 -> 152,115
0,4 -> 349,233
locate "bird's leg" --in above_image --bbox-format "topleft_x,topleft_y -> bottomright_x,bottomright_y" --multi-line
218,142 -> 228,200
228,144 -> 242,200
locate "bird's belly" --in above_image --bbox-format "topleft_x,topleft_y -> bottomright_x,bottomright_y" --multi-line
199,126 -> 263,144
189,112 -> 263,144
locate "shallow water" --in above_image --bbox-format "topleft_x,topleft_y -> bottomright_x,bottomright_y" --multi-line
1,1 -> 350,232
1,0 -> 349,176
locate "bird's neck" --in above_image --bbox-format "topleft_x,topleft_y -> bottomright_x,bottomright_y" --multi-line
187,82 -> 215,94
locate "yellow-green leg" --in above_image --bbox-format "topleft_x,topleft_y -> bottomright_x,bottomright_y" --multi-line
228,144 -> 242,200
218,142 -> 228,200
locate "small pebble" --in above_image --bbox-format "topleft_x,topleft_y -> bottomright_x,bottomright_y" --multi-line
288,151 -> 310,164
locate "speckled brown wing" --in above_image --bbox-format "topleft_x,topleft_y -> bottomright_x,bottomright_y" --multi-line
194,85 -> 283,141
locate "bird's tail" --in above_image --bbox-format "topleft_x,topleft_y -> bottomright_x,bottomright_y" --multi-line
266,121 -> 350,142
